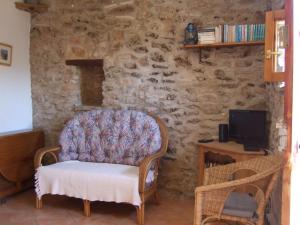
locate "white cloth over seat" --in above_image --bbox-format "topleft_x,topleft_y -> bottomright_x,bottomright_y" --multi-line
35,161 -> 142,206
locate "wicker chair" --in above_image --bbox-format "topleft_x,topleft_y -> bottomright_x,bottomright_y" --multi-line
194,154 -> 282,225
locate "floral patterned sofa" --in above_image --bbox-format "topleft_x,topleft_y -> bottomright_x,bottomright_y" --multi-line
34,109 -> 168,225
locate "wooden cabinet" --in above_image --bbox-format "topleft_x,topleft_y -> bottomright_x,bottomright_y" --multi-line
264,10 -> 286,82
0,129 -> 44,199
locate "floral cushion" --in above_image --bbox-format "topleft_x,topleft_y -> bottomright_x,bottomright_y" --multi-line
58,109 -> 162,166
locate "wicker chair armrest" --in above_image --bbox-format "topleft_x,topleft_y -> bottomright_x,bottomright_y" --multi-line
34,146 -> 61,169
139,152 -> 163,193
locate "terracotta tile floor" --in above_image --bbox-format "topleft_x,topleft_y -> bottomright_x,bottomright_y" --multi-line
0,190 -> 194,225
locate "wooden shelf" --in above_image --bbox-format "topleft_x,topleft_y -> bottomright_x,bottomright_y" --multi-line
15,2 -> 48,13
184,41 -> 265,49
65,59 -> 103,67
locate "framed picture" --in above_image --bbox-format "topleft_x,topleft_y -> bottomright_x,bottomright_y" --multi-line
0,43 -> 12,66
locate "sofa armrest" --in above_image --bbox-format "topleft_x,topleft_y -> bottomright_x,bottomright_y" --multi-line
138,153 -> 162,193
138,114 -> 169,193
34,146 -> 61,169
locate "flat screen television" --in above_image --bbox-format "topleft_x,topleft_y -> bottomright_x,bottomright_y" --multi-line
229,110 -> 267,149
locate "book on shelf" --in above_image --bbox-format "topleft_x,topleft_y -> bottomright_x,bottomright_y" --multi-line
196,24 -> 265,45
198,26 -> 222,44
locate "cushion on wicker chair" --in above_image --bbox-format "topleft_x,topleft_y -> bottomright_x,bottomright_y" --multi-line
223,192 -> 257,218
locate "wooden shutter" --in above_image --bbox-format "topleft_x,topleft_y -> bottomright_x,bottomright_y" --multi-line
264,10 -> 286,82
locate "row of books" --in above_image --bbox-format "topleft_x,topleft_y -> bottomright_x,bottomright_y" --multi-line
198,24 -> 265,44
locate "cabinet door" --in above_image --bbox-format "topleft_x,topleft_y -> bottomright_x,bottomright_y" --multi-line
264,10 -> 286,82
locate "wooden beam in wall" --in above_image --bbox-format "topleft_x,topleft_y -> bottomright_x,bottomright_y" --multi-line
65,59 -> 103,67
15,2 -> 48,13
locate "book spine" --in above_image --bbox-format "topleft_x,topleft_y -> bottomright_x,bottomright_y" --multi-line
251,24 -> 254,41
239,25 -> 242,42
261,24 -> 264,40
245,25 -> 248,42
216,26 -> 221,43
236,25 -> 238,42
247,24 -> 250,42
230,25 -> 233,42
233,25 -> 236,43
240,25 -> 243,42
231,25 -> 234,42
243,25 -> 246,42
224,24 -> 227,42
219,25 -> 221,42
220,25 -> 225,42
223,25 -> 225,42
237,25 -> 239,42
254,24 -> 258,41
227,25 -> 230,42
242,25 -> 244,42
219,25 -> 222,42
198,32 -> 215,36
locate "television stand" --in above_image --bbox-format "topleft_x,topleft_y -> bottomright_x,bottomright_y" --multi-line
198,141 -> 265,185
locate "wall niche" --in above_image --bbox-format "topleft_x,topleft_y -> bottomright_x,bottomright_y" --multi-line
66,59 -> 104,106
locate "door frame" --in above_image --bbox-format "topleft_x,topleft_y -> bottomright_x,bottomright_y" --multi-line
282,0 -> 293,224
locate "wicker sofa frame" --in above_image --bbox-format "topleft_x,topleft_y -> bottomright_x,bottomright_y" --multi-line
34,112 -> 168,225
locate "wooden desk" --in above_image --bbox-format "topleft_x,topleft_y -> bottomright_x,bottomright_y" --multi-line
198,141 -> 265,185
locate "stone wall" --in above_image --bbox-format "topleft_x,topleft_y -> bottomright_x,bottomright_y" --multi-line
270,0 -> 285,10
266,84 -> 286,153
265,83 -> 285,225
31,0 -> 271,196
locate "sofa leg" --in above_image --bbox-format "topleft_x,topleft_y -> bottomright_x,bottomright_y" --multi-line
83,200 -> 91,217
153,191 -> 160,205
36,196 -> 43,209
136,203 -> 145,225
